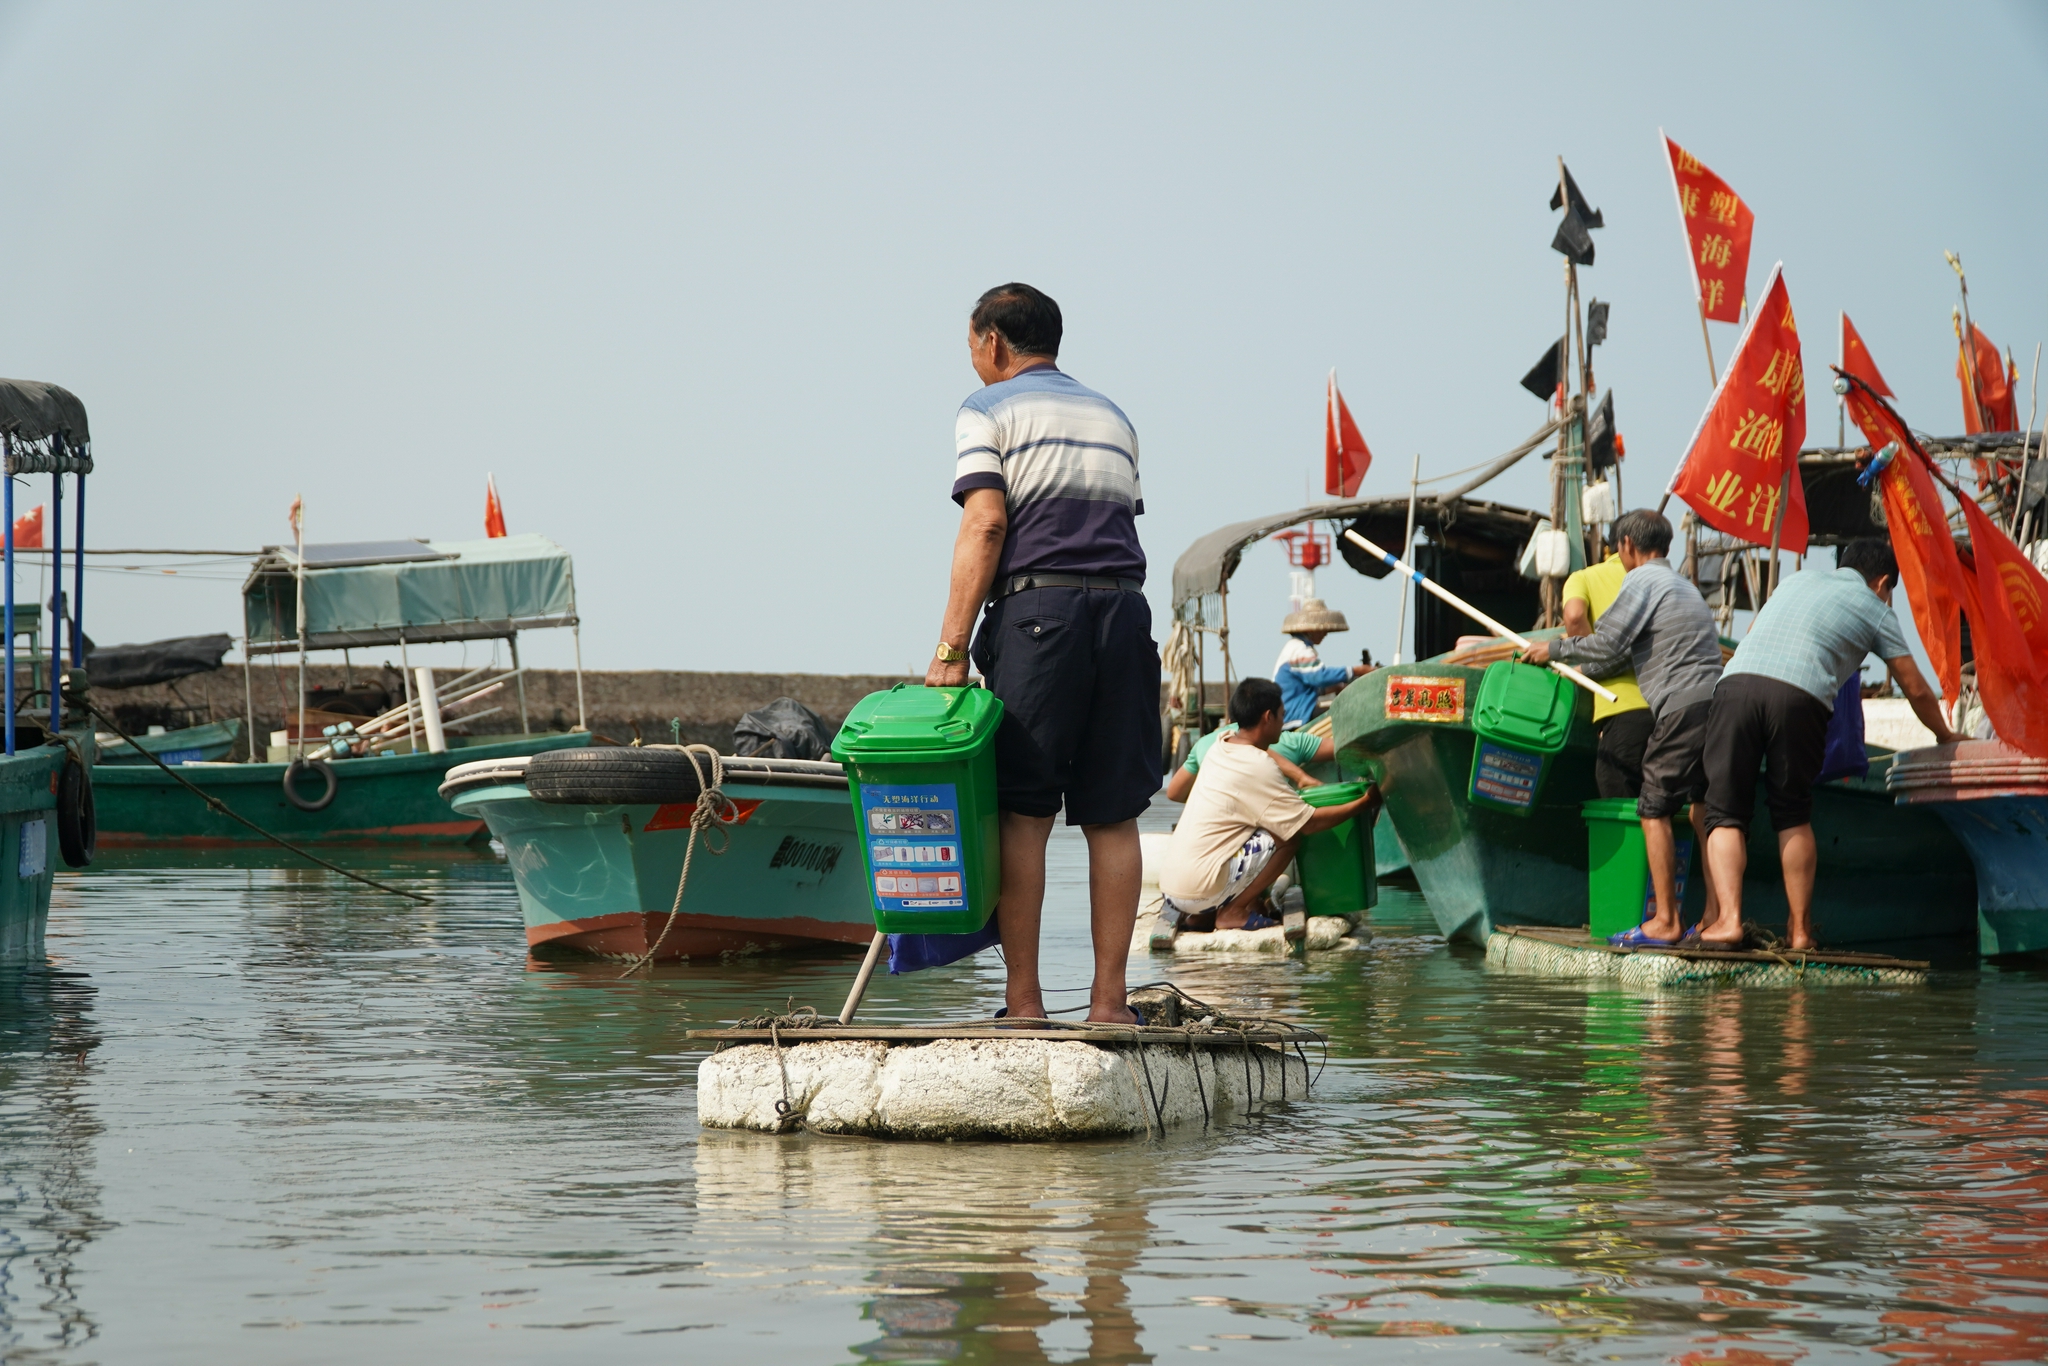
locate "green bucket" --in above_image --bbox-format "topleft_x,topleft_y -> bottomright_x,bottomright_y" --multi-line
1468,661 -> 1576,816
831,685 -> 1003,936
1294,779 -> 1378,918
1583,797 -> 1694,939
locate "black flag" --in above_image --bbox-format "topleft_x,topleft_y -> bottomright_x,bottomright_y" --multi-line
1520,337 -> 1565,401
1586,299 -> 1609,347
1588,389 -> 1618,472
1548,162 -> 1602,266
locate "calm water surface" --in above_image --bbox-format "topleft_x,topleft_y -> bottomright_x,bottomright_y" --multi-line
3,808 -> 2047,1364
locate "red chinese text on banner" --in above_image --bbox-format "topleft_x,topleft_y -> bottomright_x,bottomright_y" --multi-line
1840,313 -> 1892,398
1669,264 -> 1808,553
1842,377 -> 1966,698
1664,135 -> 1755,324
1956,493 -> 2048,758
1325,373 -> 1372,498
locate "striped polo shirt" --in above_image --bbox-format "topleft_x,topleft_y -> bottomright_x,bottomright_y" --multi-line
952,364 -> 1145,582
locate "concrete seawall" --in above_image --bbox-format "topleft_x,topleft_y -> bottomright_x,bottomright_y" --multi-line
94,663 -> 921,756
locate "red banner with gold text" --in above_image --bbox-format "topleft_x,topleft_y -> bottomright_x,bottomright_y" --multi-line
1957,493 -> 2048,757
1670,264 -> 1808,552
1664,135 -> 1755,324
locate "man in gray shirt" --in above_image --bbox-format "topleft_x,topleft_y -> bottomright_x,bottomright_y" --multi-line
1522,509 -> 1723,945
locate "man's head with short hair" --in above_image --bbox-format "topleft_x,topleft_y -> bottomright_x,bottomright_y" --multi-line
1839,537 -> 1899,587
1229,677 -> 1283,728
970,283 -> 1062,359
1612,508 -> 1673,559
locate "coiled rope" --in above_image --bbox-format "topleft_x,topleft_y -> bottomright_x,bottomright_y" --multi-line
618,744 -> 739,976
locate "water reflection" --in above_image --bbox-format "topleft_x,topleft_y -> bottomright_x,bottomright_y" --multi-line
0,963 -> 103,1360
0,842 -> 2041,1361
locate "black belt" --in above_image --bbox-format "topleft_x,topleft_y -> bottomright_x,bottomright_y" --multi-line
990,573 -> 1145,602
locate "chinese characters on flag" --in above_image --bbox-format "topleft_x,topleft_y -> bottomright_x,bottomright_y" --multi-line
1841,373 -> 1966,697
1664,135 -> 1754,324
1670,264 -> 1808,552
1324,372 -> 1372,498
1956,493 -> 2048,758
10,505 -> 42,550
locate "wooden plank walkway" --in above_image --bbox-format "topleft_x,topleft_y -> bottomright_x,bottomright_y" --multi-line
1497,924 -> 1929,971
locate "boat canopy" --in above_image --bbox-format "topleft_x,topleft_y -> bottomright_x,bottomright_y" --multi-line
0,378 -> 92,473
242,533 -> 578,654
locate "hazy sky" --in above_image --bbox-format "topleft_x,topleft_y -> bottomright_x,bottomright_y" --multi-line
0,1 -> 2042,676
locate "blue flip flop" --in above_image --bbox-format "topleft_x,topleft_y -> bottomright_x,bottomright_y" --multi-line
1237,910 -> 1283,932
1608,925 -> 1682,949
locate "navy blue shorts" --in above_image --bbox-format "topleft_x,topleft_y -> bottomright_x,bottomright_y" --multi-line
970,586 -> 1161,825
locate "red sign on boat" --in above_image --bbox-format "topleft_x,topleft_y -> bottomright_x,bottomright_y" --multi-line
1385,675 -> 1465,723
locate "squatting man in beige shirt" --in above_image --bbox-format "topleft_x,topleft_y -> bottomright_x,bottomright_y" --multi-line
1157,678 -> 1379,932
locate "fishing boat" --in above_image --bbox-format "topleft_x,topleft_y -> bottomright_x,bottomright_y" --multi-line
95,718 -> 241,765
442,747 -> 873,958
94,532 -> 593,845
0,378 -> 100,961
1889,742 -> 2048,957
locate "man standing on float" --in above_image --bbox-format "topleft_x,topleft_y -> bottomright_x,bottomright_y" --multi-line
925,283 -> 1159,1025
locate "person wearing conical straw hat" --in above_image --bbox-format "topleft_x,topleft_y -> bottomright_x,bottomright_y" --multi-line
1275,599 -> 1368,726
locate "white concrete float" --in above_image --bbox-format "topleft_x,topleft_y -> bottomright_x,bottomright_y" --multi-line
1486,926 -> 1929,987
697,1035 -> 1312,1139
1134,906 -> 1367,955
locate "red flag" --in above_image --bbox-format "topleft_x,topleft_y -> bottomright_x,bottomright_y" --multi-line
1956,493 -> 2048,758
1957,322 -> 2018,432
1664,134 -> 1755,324
10,505 -> 42,550
1324,372 -> 1371,497
484,475 -> 508,538
1670,264 -> 1808,552
1839,313 -> 1892,399
1842,375 -> 1967,698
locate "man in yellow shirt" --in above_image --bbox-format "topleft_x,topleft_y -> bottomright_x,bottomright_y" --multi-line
1562,537 -> 1653,798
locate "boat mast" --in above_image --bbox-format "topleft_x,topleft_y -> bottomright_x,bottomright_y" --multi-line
1545,156 -> 1589,627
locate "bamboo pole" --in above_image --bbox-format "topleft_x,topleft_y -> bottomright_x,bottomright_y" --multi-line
1342,529 -> 1617,702
1392,453 -> 1420,664
838,932 -> 889,1024
1764,464 -> 1792,598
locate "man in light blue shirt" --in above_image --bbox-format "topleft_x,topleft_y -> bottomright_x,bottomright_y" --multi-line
1697,538 -> 1959,950
1274,600 -> 1367,725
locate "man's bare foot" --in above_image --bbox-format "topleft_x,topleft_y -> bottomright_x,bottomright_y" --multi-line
1086,1004 -> 1142,1025
1002,994 -> 1048,1020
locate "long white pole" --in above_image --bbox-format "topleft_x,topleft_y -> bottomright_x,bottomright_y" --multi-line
1342,529 -> 1618,703
1391,453 -> 1420,664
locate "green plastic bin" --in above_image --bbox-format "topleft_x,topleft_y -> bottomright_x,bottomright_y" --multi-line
1583,797 -> 1694,939
831,684 -> 1003,935
1295,779 -> 1378,917
1468,661 -> 1576,816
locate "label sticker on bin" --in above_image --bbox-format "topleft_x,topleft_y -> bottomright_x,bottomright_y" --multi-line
860,783 -> 966,911
1470,742 -> 1544,811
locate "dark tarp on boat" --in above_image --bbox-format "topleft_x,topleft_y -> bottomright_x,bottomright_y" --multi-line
88,634 -> 234,690
733,697 -> 837,761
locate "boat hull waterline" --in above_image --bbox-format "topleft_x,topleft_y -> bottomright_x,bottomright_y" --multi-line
454,781 -> 874,959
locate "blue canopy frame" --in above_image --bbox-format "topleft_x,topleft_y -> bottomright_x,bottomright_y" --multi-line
1,379 -> 93,757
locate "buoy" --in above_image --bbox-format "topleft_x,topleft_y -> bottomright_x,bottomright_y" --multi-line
1485,926 -> 1928,987
692,989 -> 1319,1140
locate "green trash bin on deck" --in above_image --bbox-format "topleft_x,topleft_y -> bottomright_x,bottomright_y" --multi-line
1467,661 -> 1576,815
1583,797 -> 1695,940
1295,779 -> 1378,917
831,685 -> 1003,936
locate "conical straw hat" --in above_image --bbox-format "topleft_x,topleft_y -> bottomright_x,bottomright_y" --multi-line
1281,598 -> 1349,634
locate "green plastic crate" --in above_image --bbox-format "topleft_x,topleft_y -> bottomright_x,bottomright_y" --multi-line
1584,796 -> 1695,939
830,684 -> 1003,935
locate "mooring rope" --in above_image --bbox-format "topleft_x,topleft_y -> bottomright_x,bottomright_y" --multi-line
618,744 -> 738,976
78,699 -> 429,903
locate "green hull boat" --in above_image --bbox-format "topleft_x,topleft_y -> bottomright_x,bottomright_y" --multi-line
94,717 -> 241,765
95,731 -> 589,846
1331,652 -> 1977,948
445,756 -> 873,959
0,743 -> 80,963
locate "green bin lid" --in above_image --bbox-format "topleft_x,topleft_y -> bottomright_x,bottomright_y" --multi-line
1470,661 -> 1576,756
830,684 -> 1004,761
1580,797 -> 1641,821
1301,778 -> 1372,808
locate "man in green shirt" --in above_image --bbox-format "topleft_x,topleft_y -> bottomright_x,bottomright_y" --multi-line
1163,716 -> 1332,802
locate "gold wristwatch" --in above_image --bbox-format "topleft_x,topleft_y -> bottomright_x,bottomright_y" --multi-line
934,641 -> 968,663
